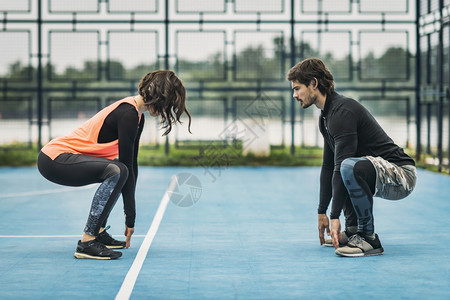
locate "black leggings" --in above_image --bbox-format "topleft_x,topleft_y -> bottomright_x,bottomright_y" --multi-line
37,151 -> 128,236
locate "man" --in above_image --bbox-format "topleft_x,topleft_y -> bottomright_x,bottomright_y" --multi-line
287,58 -> 417,257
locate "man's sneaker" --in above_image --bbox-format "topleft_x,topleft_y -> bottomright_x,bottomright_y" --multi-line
335,233 -> 384,257
324,228 -> 355,247
97,226 -> 126,249
74,239 -> 122,260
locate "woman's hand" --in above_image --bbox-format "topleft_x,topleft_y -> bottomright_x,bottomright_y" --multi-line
124,226 -> 134,248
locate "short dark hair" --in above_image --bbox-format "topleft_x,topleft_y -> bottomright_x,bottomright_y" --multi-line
287,58 -> 335,96
138,70 -> 191,135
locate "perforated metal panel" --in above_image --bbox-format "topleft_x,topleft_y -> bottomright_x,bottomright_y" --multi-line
0,0 -> 434,166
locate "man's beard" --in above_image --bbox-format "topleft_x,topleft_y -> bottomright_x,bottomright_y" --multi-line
302,94 -> 316,109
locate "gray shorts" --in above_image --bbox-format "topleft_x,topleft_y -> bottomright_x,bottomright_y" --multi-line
365,156 -> 417,200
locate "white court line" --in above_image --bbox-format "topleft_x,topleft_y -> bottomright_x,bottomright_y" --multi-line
0,185 -> 96,199
115,175 -> 178,300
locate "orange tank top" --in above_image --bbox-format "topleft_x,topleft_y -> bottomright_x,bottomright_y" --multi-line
41,97 -> 140,160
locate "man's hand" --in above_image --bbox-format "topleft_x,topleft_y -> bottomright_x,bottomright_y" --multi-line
318,214 -> 331,245
124,226 -> 134,248
330,219 -> 342,249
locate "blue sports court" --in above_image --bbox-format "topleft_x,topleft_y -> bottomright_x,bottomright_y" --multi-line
1,166 -> 449,299
1,1 -> 450,299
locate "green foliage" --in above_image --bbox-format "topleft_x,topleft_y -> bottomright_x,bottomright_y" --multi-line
361,47 -> 409,80
0,145 -> 38,166
0,144 -> 323,167
137,145 -> 323,167
3,38 -> 412,83
0,144 -> 446,175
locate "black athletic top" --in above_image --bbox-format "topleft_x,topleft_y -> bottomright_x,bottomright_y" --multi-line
317,92 -> 414,219
99,103 -> 145,227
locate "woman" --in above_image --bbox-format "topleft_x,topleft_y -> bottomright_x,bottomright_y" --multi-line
37,70 -> 191,260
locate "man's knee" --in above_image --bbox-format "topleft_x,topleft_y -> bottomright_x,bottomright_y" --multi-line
342,158 -> 376,195
341,158 -> 372,179
340,158 -> 358,181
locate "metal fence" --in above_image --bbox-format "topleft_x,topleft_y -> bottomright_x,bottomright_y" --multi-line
418,0 -> 450,172
0,0 -> 447,171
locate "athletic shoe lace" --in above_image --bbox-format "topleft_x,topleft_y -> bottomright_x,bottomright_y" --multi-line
88,240 -> 111,255
348,234 -> 364,246
99,226 -> 114,240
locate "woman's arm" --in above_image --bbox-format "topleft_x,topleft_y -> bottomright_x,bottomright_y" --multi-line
117,108 -> 140,228
133,115 -> 145,183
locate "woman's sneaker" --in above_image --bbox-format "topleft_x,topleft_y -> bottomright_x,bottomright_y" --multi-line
96,226 -> 126,249
335,233 -> 384,257
324,228 -> 356,247
74,239 -> 122,260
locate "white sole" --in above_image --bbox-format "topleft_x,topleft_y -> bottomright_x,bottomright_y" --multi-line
74,252 -> 115,260
335,249 -> 384,257
105,245 -> 125,249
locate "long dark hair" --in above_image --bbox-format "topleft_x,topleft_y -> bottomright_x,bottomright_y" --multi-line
287,58 -> 335,96
138,70 -> 192,135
